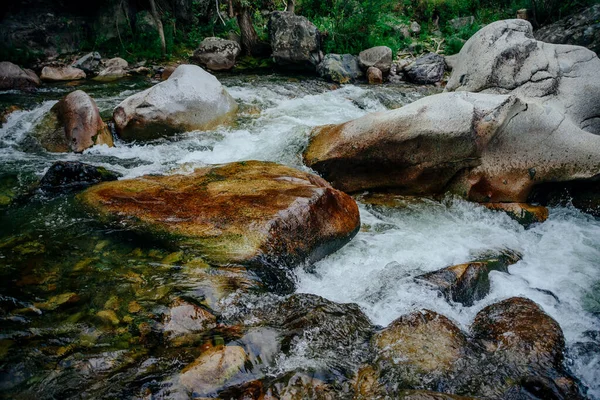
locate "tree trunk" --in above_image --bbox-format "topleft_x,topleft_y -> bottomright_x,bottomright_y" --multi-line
237,6 -> 259,55
228,0 -> 234,18
149,0 -> 167,57
286,0 -> 295,13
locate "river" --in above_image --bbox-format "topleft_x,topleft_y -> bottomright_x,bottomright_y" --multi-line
1,75 -> 599,399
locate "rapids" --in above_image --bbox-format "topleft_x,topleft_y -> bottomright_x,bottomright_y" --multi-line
0,75 -> 599,398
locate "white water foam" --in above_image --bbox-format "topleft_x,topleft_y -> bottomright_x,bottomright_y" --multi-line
296,198 -> 600,397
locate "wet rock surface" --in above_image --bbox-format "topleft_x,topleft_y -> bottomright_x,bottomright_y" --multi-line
78,161 -> 360,289
113,64 -> 238,141
33,90 -> 113,153
39,161 -> 121,193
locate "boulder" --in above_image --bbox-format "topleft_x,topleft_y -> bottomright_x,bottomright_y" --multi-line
303,92 -> 600,202
472,298 -> 564,366
534,4 -> 600,56
39,161 -> 121,192
192,37 -> 241,71
372,310 -> 468,386
410,21 -> 421,35
367,67 -> 383,84
416,250 -> 522,306
528,180 -> 600,217
482,203 -> 548,225
268,11 -> 322,69
94,57 -> 129,82
113,64 -> 238,141
78,161 -> 360,269
316,54 -> 363,84
72,52 -> 102,74
404,53 -> 445,84
446,19 -> 600,135
40,66 -> 86,81
358,46 -> 392,75
34,90 -> 113,153
0,62 -> 40,91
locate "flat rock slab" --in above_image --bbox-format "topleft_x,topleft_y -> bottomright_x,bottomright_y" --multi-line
78,161 -> 360,266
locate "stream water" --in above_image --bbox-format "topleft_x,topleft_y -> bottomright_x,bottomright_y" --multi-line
0,75 -> 599,399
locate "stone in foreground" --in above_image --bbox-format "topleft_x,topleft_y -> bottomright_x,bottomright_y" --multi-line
78,161 -> 360,266
34,90 -> 113,153
113,64 -> 238,141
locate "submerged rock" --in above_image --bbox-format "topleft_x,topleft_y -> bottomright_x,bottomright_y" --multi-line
39,161 -> 121,192
179,345 -> 248,396
78,161 -> 360,274
483,202 -> 548,226
0,61 -> 40,91
40,66 -> 86,81
317,54 -> 363,84
416,250 -> 522,306
163,298 -> 217,342
304,92 -> 600,202
34,90 -> 114,153
269,11 -> 323,69
113,64 -> 238,141
193,37 -> 241,71
358,46 -> 392,75
446,19 -> 600,135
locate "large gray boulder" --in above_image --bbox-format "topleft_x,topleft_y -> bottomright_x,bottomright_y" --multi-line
72,52 -> 102,74
113,64 -> 238,141
192,37 -> 241,71
317,54 -> 363,84
268,11 -> 322,69
304,91 -> 600,202
0,61 -> 40,91
404,52 -> 445,84
534,4 -> 600,56
358,46 -> 392,75
446,19 -> 600,135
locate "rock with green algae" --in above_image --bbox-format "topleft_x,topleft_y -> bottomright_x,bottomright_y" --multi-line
482,202 -> 548,226
77,161 -> 360,270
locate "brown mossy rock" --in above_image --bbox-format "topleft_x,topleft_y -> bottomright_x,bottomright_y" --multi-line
472,297 -> 564,369
34,90 -> 113,153
372,310 -> 468,387
78,161 -> 360,268
482,203 -> 548,226
417,250 -> 522,306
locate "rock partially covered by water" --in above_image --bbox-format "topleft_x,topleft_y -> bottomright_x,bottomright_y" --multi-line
534,4 -> 600,56
304,92 -> 600,202
317,54 -> 363,84
446,19 -> 600,135
163,298 -> 217,344
404,53 -> 445,84
193,37 -> 241,71
78,161 -> 360,269
113,64 -> 238,141
39,161 -> 121,192
179,345 -> 248,396
483,202 -> 548,226
34,90 -> 114,153
40,66 -> 86,81
372,310 -> 468,387
416,250 -> 522,306
358,46 -> 393,75
0,61 -> 40,91
269,11 -> 323,69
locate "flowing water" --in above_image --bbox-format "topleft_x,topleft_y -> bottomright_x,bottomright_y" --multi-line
0,75 -> 599,399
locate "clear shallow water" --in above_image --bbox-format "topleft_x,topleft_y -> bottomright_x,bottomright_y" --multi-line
1,75 -> 599,398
